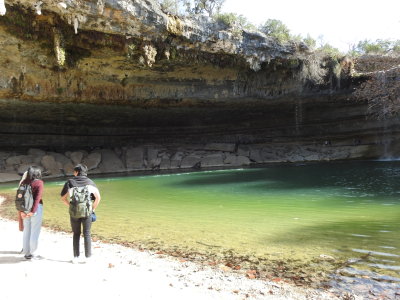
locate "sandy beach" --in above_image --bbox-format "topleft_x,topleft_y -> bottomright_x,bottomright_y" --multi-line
0,213 -> 343,300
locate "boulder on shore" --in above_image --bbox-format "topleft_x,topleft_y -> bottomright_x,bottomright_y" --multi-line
70,151 -> 84,165
201,153 -> 225,167
83,152 -> 102,170
224,155 -> 251,166
180,155 -> 201,169
126,147 -> 145,170
97,150 -> 125,173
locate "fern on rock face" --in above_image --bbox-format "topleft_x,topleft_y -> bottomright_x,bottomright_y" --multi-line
299,54 -> 327,85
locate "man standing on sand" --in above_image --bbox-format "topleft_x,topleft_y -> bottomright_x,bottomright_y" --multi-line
60,164 -> 101,264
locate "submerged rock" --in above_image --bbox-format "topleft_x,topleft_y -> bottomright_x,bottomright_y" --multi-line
319,254 -> 335,262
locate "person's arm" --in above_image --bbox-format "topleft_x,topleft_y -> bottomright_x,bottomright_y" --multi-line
92,187 -> 101,210
60,181 -> 70,206
19,171 -> 28,187
60,192 -> 69,206
18,211 -> 24,230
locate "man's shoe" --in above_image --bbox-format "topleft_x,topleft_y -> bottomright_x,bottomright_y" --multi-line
24,254 -> 32,260
71,257 -> 79,264
84,256 -> 94,264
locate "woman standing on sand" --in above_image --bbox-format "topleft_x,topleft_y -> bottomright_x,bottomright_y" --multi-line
19,166 -> 44,260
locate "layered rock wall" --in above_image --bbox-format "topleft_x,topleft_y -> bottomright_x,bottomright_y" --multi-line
0,0 -> 399,182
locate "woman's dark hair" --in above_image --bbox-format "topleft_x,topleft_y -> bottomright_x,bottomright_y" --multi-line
74,164 -> 88,176
27,166 -> 42,181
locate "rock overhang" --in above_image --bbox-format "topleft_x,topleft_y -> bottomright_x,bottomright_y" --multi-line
0,0 -> 398,160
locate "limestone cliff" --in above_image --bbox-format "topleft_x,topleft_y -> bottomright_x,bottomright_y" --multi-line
0,0 -> 399,179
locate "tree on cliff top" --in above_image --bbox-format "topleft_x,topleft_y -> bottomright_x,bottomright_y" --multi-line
159,0 -> 225,17
187,0 -> 225,16
214,13 -> 256,31
348,39 -> 400,56
259,19 -> 290,43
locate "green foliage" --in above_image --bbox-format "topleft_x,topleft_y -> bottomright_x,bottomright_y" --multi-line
215,12 -> 236,27
257,19 -> 327,57
215,13 -> 255,31
316,43 -> 342,58
259,19 -> 290,43
393,40 -> 400,52
350,39 -> 400,56
158,0 -> 226,17
159,1 -> 347,61
169,47 -> 177,59
358,39 -> 387,54
182,0 -> 225,16
346,45 -> 360,58
239,16 -> 257,31
303,34 -> 316,49
290,34 -> 303,43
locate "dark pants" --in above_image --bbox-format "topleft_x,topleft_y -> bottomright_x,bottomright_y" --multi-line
70,216 -> 92,258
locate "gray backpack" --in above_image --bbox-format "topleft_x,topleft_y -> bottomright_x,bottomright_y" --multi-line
15,184 -> 34,213
69,185 -> 92,219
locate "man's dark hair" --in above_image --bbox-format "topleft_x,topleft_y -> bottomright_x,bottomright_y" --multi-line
74,164 -> 88,176
28,166 -> 42,181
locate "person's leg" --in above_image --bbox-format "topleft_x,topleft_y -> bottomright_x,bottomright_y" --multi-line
82,216 -> 92,258
70,217 -> 82,257
22,216 -> 32,256
29,204 -> 43,256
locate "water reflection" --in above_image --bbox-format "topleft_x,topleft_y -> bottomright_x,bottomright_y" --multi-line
172,161 -> 400,199
168,161 -> 400,298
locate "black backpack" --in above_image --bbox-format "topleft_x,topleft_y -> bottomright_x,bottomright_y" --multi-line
15,184 -> 34,213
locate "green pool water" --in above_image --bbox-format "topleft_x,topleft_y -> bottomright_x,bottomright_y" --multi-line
1,160 -> 399,284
